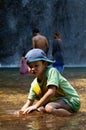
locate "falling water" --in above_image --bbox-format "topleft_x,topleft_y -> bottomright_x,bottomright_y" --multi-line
0,0 -> 86,67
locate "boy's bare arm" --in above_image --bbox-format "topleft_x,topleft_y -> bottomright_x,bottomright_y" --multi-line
23,86 -> 56,114
35,86 -> 56,108
32,38 -> 36,48
20,99 -> 34,111
46,39 -> 49,52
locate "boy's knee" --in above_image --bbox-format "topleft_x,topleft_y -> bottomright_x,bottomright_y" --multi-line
45,105 -> 53,113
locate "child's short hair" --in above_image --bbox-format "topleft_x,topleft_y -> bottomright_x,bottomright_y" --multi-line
32,28 -> 39,33
53,32 -> 61,39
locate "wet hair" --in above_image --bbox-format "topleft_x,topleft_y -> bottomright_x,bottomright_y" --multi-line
32,28 -> 40,33
53,32 -> 61,39
22,51 -> 26,57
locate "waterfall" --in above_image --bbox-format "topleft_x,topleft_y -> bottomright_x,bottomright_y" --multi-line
0,0 -> 86,67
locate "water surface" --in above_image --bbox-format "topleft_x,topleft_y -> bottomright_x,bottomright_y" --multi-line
0,67 -> 86,130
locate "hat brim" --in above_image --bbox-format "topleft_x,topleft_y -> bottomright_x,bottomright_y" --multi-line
27,58 -> 54,65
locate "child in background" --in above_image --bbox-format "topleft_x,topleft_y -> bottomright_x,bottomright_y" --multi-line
32,28 -> 49,55
52,32 -> 64,73
19,49 -> 80,116
19,51 -> 29,74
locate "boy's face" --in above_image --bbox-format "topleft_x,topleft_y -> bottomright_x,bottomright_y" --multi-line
28,61 -> 48,79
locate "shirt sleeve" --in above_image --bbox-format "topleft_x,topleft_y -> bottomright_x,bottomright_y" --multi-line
28,79 -> 40,100
46,68 -> 60,87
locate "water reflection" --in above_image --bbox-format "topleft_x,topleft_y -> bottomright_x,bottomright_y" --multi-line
0,68 -> 86,130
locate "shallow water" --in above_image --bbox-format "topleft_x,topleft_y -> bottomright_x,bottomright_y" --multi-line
0,67 -> 86,130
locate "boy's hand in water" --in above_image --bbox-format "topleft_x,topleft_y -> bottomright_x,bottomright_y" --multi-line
14,110 -> 24,116
23,105 -> 37,114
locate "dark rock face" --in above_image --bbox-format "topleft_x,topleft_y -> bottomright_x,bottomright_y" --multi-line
0,0 -> 86,66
